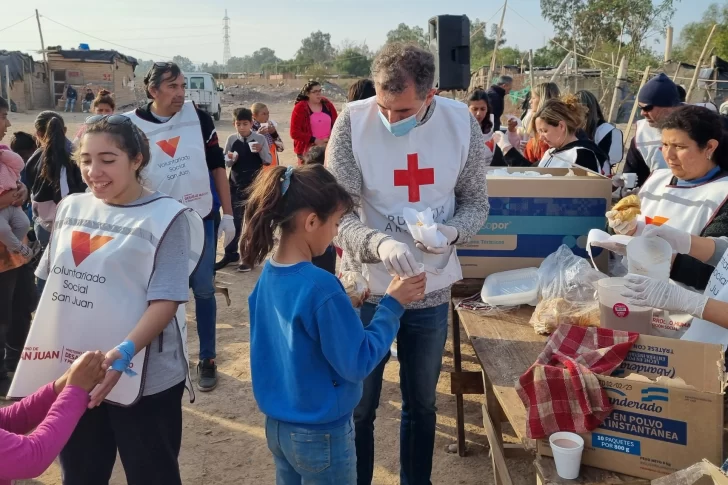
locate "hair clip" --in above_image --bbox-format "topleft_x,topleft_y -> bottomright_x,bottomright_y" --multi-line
280,166 -> 294,195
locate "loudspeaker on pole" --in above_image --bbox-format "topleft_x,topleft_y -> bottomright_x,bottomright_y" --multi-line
428,15 -> 471,91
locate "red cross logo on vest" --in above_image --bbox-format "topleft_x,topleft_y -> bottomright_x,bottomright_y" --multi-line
393,154 -> 434,203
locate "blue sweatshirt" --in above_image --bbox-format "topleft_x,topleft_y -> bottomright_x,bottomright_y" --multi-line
249,261 -> 403,426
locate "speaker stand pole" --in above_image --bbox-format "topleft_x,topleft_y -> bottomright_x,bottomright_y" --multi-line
489,0 -> 508,84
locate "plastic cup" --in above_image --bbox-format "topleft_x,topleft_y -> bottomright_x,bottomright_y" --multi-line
248,141 -> 260,151
549,432 -> 584,479
626,236 -> 672,280
597,277 -> 653,333
622,173 -> 637,189
401,263 -> 425,280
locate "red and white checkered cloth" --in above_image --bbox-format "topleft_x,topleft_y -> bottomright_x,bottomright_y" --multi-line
516,325 -> 638,439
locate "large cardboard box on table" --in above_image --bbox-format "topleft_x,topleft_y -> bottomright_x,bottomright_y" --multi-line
538,334 -> 726,479
459,167 -> 612,278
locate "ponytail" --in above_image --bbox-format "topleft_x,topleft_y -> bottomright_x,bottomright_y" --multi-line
35,111 -> 72,187
241,164 -> 355,267
93,89 -> 115,111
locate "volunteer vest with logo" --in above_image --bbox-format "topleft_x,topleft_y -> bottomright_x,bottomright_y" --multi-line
682,247 -> 728,350
595,122 -> 623,168
638,169 -> 728,338
349,96 -> 468,296
538,146 -> 604,175
126,101 -> 212,217
8,192 -> 204,406
634,119 -> 666,172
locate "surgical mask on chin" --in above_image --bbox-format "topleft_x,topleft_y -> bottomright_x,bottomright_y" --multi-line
378,101 -> 427,137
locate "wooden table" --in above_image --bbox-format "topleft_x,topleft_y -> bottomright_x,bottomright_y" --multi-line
449,280 -> 649,485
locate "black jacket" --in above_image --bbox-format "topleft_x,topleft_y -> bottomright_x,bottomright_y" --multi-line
486,85 -> 506,132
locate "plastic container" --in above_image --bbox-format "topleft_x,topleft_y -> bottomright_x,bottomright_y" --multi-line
480,267 -> 539,306
597,277 -> 653,333
627,236 -> 672,280
549,432 -> 584,479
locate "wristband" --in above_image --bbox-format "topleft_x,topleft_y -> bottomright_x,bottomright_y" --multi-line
110,340 -> 137,376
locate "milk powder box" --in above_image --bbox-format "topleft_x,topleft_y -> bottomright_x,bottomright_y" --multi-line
538,334 -> 725,479
459,167 -> 611,278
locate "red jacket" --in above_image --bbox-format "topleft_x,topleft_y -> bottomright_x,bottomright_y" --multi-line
290,98 -> 338,157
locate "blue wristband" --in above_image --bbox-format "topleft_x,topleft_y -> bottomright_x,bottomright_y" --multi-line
110,340 -> 137,376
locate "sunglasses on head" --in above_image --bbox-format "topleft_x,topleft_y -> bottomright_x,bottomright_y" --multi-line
84,114 -> 142,151
154,61 -> 173,68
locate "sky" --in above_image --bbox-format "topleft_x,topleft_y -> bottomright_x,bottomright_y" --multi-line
0,0 -> 717,65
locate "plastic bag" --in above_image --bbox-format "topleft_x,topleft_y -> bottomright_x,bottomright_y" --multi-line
339,271 -> 369,308
403,207 -> 447,248
530,245 -> 607,335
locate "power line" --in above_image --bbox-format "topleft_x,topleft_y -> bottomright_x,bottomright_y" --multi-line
0,15 -> 34,34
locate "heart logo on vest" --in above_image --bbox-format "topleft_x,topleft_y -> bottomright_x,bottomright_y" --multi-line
156,136 -> 181,158
71,231 -> 113,267
613,303 -> 630,318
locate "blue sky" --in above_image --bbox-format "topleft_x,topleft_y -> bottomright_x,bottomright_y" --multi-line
0,0 -> 716,64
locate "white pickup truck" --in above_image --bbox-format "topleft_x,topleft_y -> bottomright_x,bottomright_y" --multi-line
183,72 -> 223,121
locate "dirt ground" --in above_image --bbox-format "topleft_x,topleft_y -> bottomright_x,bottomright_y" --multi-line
7,101 -> 536,485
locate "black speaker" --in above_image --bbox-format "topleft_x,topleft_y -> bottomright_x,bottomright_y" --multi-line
428,15 -> 470,91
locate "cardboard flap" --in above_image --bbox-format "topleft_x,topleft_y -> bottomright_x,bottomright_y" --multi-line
486,166 -> 608,179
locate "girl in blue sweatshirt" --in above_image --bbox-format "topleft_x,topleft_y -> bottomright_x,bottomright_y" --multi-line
242,164 -> 426,485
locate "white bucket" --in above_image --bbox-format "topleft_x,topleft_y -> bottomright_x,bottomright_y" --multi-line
626,236 -> 672,280
549,432 -> 584,479
597,277 -> 653,334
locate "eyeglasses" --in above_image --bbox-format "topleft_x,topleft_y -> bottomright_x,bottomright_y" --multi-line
639,104 -> 655,113
309,89 -> 323,94
84,114 -> 142,151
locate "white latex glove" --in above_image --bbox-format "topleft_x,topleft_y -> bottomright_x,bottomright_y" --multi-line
415,223 -> 458,254
492,131 -> 513,154
218,214 -> 235,247
642,225 -> 691,254
621,274 -> 709,318
378,238 -> 419,278
605,210 -> 638,235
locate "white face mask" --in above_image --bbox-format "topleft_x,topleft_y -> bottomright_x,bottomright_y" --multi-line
378,100 -> 427,137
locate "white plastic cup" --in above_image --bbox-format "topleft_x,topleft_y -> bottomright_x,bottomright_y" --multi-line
401,263 -> 425,280
248,141 -> 260,151
549,432 -> 584,479
622,173 -> 637,189
626,236 -> 672,280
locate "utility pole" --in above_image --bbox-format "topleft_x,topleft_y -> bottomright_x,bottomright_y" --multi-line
489,0 -> 508,83
222,10 -> 231,72
572,12 -> 578,92
4,66 -> 10,110
664,26 -> 673,63
36,9 -> 53,108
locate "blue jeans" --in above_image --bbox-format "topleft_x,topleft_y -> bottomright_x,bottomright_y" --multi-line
190,218 -> 216,360
64,98 -> 76,112
265,416 -> 356,485
354,302 -> 449,485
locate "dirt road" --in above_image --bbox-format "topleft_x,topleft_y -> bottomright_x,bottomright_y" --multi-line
8,102 -> 535,485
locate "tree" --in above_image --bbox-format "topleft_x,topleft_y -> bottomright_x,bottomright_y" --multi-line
296,31 -> 336,64
470,19 -> 507,69
172,55 -> 195,72
674,3 -> 728,61
335,48 -> 372,76
532,44 -> 568,67
385,23 -> 428,48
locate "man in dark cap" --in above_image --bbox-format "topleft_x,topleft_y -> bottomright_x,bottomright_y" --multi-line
623,73 -> 682,188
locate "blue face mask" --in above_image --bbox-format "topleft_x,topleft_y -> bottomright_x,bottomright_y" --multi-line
378,101 -> 427,137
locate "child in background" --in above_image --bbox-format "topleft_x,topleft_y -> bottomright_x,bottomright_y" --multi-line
303,145 -> 337,275
0,351 -> 106,485
9,132 -> 38,163
215,108 -> 271,273
251,102 -> 283,170
0,146 -> 38,260
242,164 -> 426,484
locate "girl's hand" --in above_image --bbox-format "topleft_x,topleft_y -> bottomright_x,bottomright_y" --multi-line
88,348 -> 123,408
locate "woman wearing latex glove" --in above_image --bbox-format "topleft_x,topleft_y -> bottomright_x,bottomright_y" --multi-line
624,225 -> 728,345
414,223 -> 459,254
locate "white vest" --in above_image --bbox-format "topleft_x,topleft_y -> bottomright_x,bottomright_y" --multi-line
682,247 -> 728,350
126,101 -> 213,217
634,119 -> 666,172
538,145 -> 604,175
8,192 -> 204,405
595,122 -> 624,168
349,96 -> 469,295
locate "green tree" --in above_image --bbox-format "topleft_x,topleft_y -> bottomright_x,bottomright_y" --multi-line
470,19 -> 508,69
172,55 -> 195,72
385,23 -> 428,48
674,3 -> 728,61
335,48 -> 372,76
296,31 -> 336,64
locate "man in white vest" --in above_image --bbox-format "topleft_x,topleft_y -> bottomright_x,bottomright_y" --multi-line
126,62 -> 234,392
623,73 -> 681,188
328,43 -> 490,485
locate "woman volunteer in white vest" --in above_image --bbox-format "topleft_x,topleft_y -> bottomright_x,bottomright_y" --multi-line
621,225 -> 728,351
8,115 -> 203,484
607,106 -> 728,291
496,94 -> 608,174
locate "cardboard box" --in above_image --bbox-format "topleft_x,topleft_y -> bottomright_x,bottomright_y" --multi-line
458,167 -> 612,278
538,334 -> 726,479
